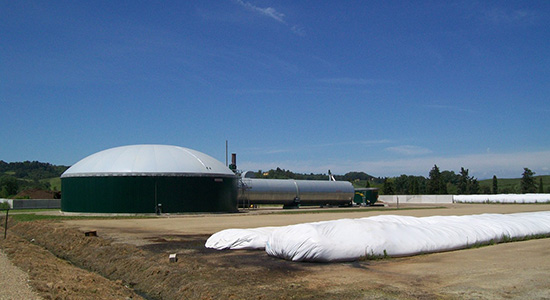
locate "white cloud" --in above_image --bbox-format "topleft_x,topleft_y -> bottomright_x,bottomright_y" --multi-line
291,25 -> 306,36
386,145 -> 433,156
235,0 -> 286,23
312,139 -> 392,148
238,139 -> 393,156
482,8 -> 538,25
265,148 -> 293,154
318,77 -> 392,85
233,0 -> 306,36
425,104 -> 478,113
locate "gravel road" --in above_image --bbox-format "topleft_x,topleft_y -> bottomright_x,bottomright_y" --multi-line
0,250 -> 42,300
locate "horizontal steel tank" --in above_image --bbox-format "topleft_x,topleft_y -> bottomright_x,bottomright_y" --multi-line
239,178 -> 354,207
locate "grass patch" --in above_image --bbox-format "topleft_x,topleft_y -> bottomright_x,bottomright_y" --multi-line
7,213 -> 155,223
271,206 -> 447,215
42,177 -> 62,191
362,249 -> 390,260
467,233 -> 550,249
9,208 -> 59,213
9,214 -> 84,222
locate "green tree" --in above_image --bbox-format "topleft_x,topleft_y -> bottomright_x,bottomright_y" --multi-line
0,176 -> 19,197
410,177 -> 419,195
492,175 -> 498,194
457,167 -> 470,194
480,185 -> 492,194
470,179 -> 480,194
427,165 -> 445,194
394,175 -> 409,194
539,177 -> 544,193
441,170 -> 458,186
382,177 -> 394,195
520,168 -> 537,193
446,182 -> 457,194
342,172 -> 372,181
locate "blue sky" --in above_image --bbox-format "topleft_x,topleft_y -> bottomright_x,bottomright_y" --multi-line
1,1 -> 549,179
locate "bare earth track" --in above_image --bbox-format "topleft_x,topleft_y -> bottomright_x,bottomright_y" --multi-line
1,203 -> 550,299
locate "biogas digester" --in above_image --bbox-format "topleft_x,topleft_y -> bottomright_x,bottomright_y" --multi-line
61,145 -> 238,213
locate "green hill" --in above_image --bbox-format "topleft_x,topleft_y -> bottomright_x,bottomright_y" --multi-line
0,161 -> 68,198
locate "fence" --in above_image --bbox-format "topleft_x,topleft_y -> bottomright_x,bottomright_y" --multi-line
0,199 -> 61,209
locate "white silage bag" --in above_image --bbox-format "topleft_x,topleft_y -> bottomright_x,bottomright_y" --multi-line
206,211 -> 550,262
266,219 -> 378,262
454,194 -> 550,203
205,227 -> 277,250
265,212 -> 550,261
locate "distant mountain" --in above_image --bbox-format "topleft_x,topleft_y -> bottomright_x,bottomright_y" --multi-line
249,168 -> 382,183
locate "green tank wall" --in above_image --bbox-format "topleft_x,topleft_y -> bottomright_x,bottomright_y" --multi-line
61,175 -> 238,213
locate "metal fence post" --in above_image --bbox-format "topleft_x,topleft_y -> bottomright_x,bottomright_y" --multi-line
397,196 -> 399,209
3,209 -> 8,239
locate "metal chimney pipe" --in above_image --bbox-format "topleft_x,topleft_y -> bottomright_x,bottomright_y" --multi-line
229,153 -> 237,172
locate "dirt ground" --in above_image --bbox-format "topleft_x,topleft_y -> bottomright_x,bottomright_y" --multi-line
2,203 -> 550,299
0,249 -> 42,300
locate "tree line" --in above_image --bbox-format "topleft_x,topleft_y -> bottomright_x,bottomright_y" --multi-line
250,166 -> 547,195
381,165 -> 546,195
0,161 -> 68,180
1,161 -> 546,198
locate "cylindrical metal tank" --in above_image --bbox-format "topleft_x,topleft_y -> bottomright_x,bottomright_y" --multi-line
239,178 -> 354,207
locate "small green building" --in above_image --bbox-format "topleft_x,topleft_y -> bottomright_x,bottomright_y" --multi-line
61,145 -> 238,213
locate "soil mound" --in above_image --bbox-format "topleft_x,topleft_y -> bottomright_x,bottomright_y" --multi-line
3,220 -> 348,299
0,225 -> 143,299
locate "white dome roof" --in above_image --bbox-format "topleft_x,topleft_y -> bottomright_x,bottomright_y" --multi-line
61,145 -> 235,177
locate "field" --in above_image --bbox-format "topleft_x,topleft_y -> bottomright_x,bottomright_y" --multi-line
1,203 -> 550,299
41,177 -> 62,191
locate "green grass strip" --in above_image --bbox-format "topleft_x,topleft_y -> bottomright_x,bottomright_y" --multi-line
8,214 -> 155,222
270,206 -> 447,215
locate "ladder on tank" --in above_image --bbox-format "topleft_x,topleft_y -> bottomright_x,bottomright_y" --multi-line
238,178 -> 252,210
